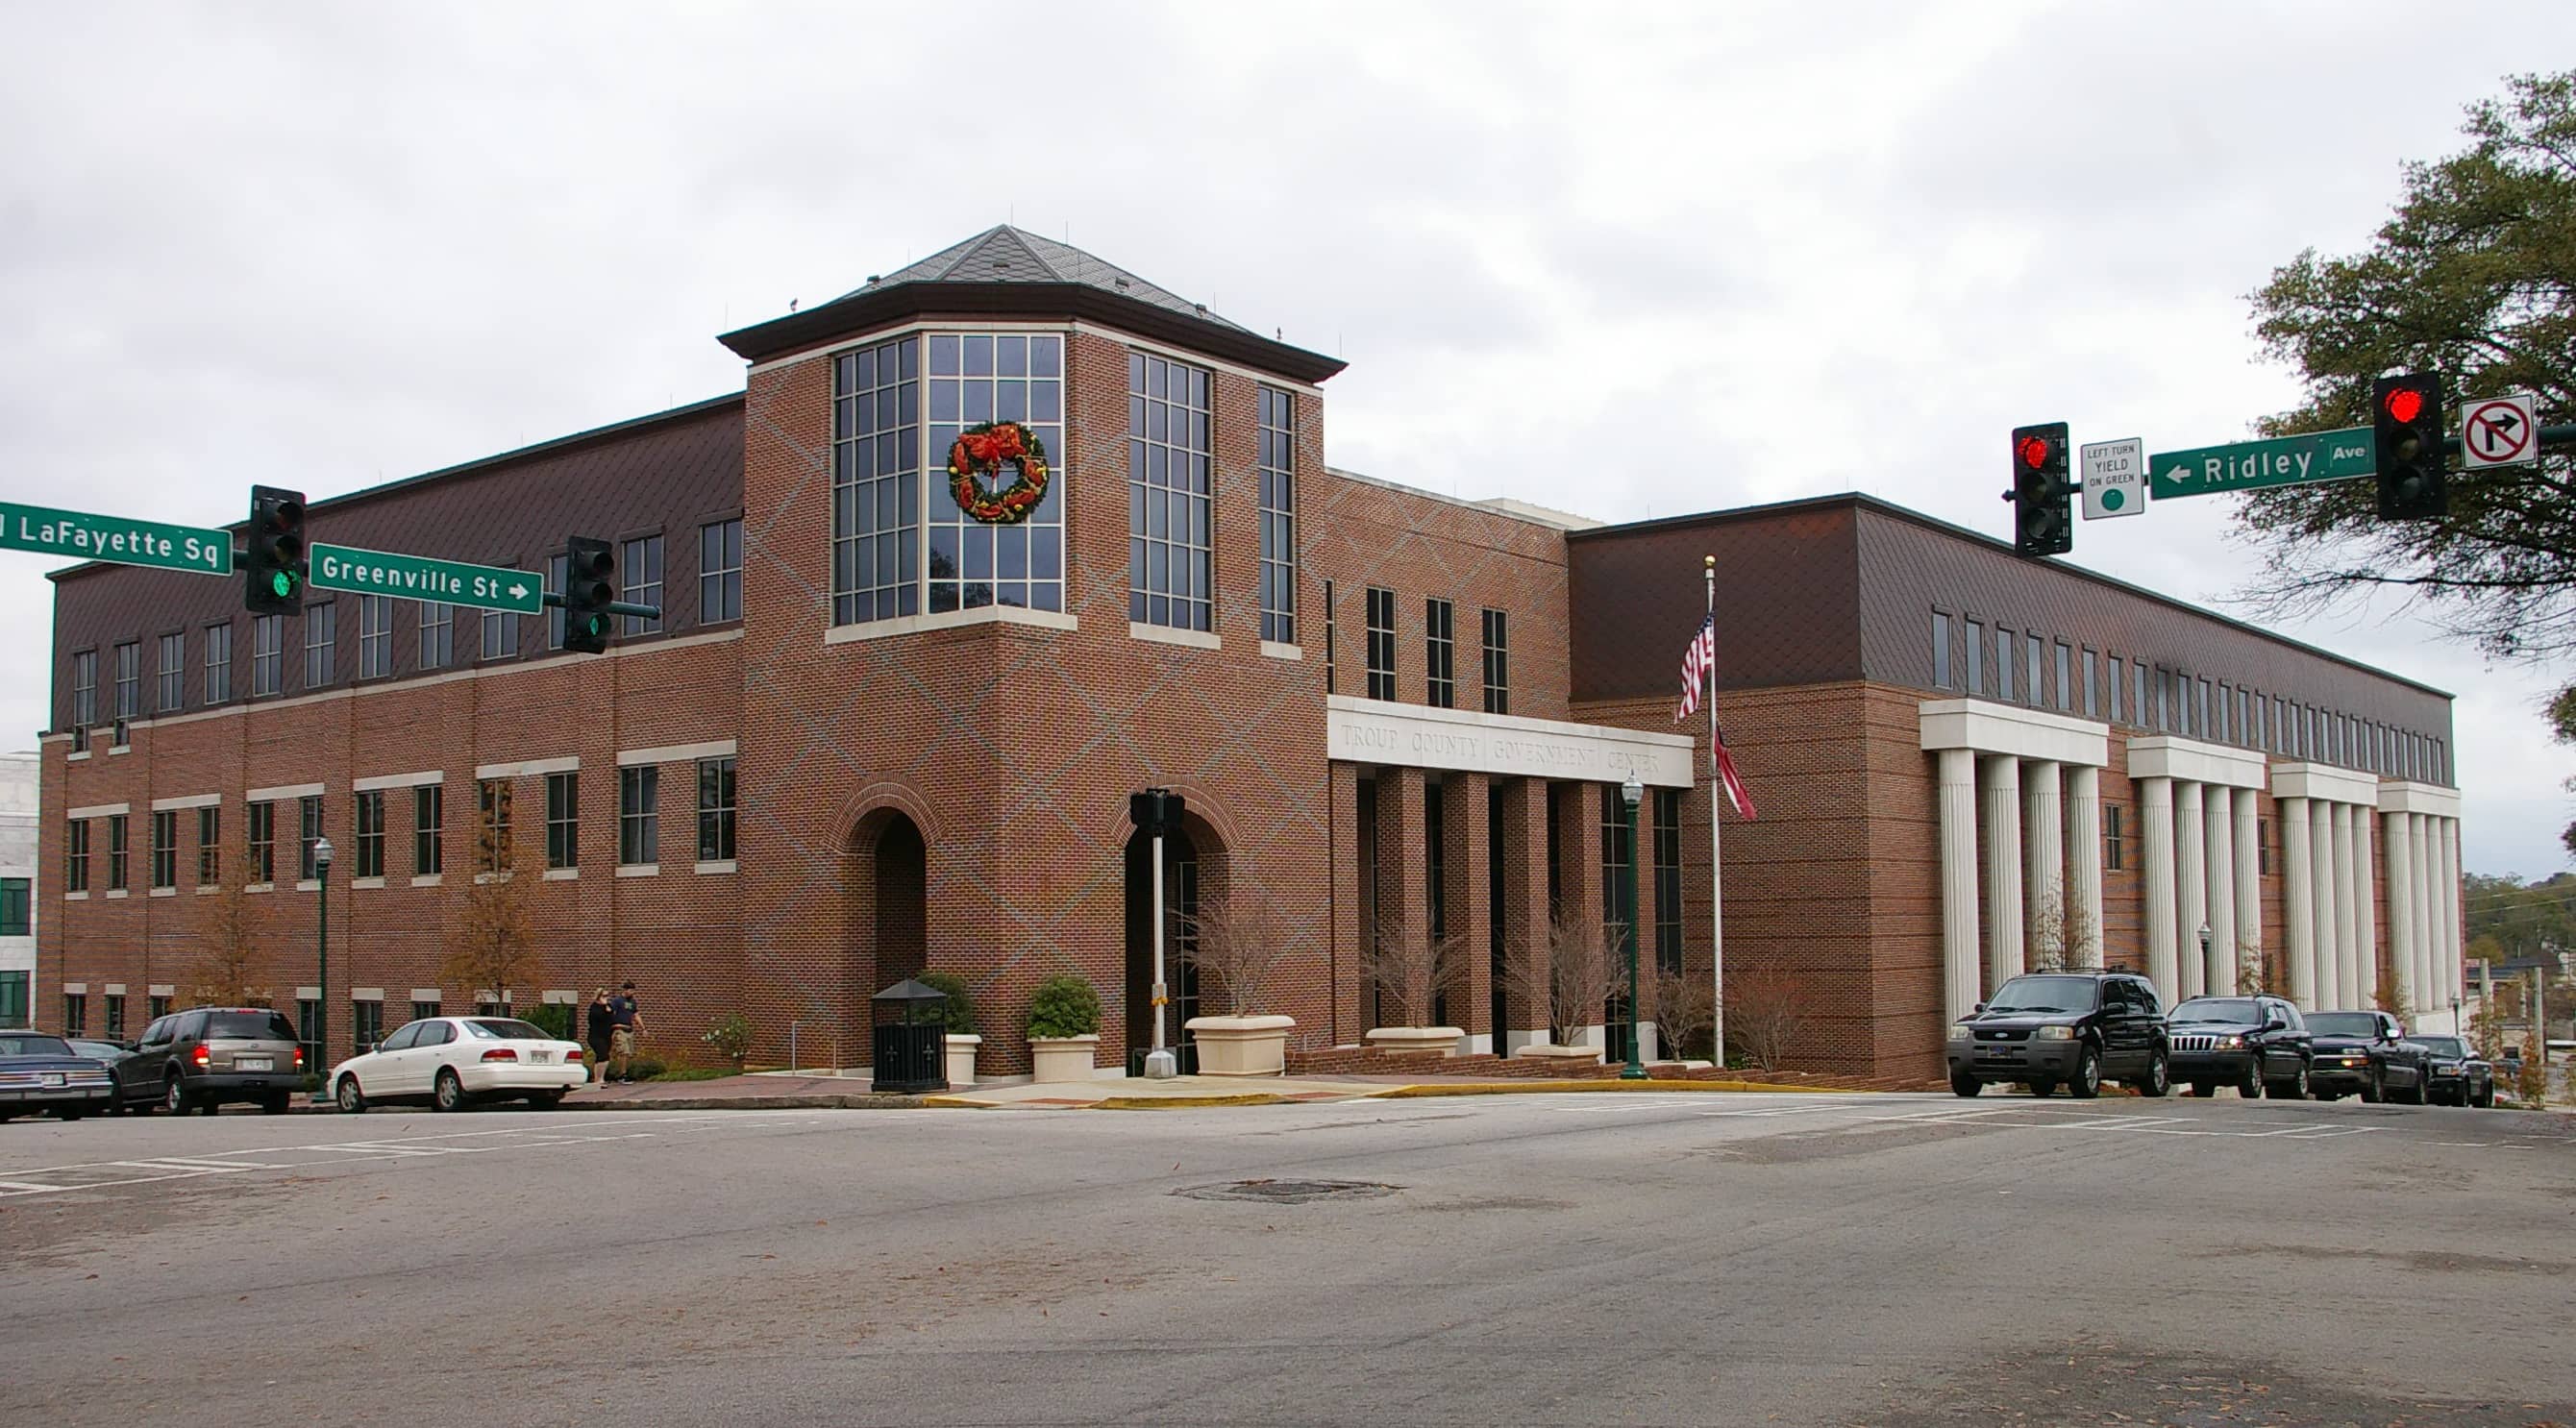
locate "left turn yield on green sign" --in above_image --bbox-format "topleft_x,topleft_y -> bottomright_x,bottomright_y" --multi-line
308,542 -> 544,614
0,500 -> 235,575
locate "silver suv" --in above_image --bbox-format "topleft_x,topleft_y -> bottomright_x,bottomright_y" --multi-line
125,1007 -> 305,1115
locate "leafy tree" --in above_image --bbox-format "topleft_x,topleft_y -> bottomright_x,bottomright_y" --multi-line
189,880 -> 278,1007
443,782 -> 537,1014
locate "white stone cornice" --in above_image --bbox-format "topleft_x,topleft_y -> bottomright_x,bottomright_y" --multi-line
2270,761 -> 2381,805
2126,735 -> 2266,789
1917,699 -> 2108,767
1328,696 -> 1695,787
2377,780 -> 2462,818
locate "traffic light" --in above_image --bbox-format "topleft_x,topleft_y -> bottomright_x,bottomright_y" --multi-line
561,535 -> 617,654
2373,372 -> 2446,520
1128,788 -> 1185,837
2008,423 -> 2072,557
243,485 -> 307,614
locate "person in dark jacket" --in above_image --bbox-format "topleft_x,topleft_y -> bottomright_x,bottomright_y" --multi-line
585,988 -> 615,1083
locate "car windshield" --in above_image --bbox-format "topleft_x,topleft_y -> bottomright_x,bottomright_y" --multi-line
208,1011 -> 298,1041
0,1034 -> 76,1057
464,1019 -> 552,1040
1982,975 -> 2097,1015
2170,997 -> 2261,1024
2306,1013 -> 2382,1037
2405,1036 -> 2468,1057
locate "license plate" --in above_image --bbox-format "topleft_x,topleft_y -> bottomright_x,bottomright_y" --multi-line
237,1057 -> 273,1071
532,1050 -> 552,1064
39,1071 -> 63,1087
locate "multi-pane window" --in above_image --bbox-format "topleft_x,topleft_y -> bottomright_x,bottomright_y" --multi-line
65,820 -> 89,893
411,998 -> 440,1024
297,999 -> 319,1071
106,814 -> 128,891
158,632 -> 185,712
1425,599 -> 1455,708
620,766 -> 658,866
1256,386 -> 1296,644
0,877 -> 27,936
414,784 -> 444,875
113,640 -> 140,725
247,801 -> 276,884
0,973 -> 24,1027
1322,579 -> 1336,695
1965,619 -> 1985,696
478,779 -> 512,873
357,596 -> 391,677
2107,650 -> 2123,724
620,535 -> 663,637
2104,804 -> 2124,871
355,791 -> 385,878
546,553 -> 569,651
2133,662 -> 2149,732
304,603 -> 336,689
1931,612 -> 1951,688
205,623 -> 232,703
697,756 -> 736,863
105,992 -> 125,1040
69,649 -> 97,732
298,796 -> 324,880
2258,818 -> 2272,874
2054,643 -> 2071,711
196,806 -> 220,885
1364,587 -> 1396,701
150,809 -> 177,890
148,993 -> 170,1021
2081,649 -> 2098,719
62,993 -> 86,1037
2024,633 -> 2043,706
420,603 -> 455,671
831,335 -> 922,625
352,998 -> 383,1051
1652,787 -> 1683,976
701,519 -> 743,625
1481,608 -> 1510,714
930,333 -> 1066,616
481,588 -> 520,661
546,772 -> 580,870
1128,350 -> 1211,631
252,614 -> 283,696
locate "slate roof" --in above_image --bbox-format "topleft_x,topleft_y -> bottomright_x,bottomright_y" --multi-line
846,226 -> 1250,332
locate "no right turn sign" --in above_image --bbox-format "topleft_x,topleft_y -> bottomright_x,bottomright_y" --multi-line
2460,394 -> 2538,470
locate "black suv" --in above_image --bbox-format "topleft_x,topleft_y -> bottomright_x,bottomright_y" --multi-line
1947,971 -> 2170,1099
122,1007 -> 305,1115
2167,995 -> 2313,1099
2302,1009 -> 2430,1103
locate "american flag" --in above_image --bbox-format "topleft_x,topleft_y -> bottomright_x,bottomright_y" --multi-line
1674,615 -> 1716,723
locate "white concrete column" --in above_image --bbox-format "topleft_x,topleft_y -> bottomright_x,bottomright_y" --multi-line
2141,776 -> 2178,1005
2354,808 -> 2377,1009
2282,796 -> 2315,1008
2232,790 -> 2261,993
2311,800 -> 2339,1010
1938,749 -> 1981,1022
2384,810 -> 2416,1017
2066,765 -> 2104,967
2413,815 -> 2438,1020
2207,786 -> 2238,995
1980,755 -> 2025,994
2024,760 -> 2064,966
2175,781 -> 2208,999
2440,818 -> 2464,1014
2331,802 -> 2359,1011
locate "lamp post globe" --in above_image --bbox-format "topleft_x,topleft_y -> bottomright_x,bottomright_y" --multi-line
1620,772 -> 1646,1080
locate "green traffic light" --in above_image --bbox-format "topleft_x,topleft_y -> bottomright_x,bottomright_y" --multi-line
585,615 -> 606,636
271,571 -> 296,599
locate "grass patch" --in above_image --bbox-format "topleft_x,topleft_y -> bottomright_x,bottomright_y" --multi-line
646,1067 -> 731,1082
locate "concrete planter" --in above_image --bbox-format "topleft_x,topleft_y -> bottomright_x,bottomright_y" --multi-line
1184,1014 -> 1295,1076
1511,1043 -> 1605,1066
1028,1034 -> 1100,1084
943,1033 -> 981,1089
1365,1026 -> 1466,1057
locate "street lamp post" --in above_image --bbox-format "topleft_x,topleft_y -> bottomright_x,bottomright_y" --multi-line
2197,922 -> 2212,995
312,836 -> 333,1096
1620,772 -> 1646,1081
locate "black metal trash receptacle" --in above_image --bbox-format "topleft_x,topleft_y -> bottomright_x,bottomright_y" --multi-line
871,978 -> 950,1094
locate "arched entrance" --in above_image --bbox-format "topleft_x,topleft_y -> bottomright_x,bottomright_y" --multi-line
1124,825 -> 1201,1074
865,811 -> 928,986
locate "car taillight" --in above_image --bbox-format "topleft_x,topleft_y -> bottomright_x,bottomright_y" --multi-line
481,1047 -> 518,1062
563,1047 -> 583,1062
192,1046 -> 210,1068
293,1047 -> 305,1068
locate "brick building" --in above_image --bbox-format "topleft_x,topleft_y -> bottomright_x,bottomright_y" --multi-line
35,226 -> 2467,1080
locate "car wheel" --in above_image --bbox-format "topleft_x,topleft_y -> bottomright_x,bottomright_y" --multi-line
2134,1051 -> 2171,1097
2068,1046 -> 2102,1100
2272,1061 -> 2310,1101
2239,1063 -> 2265,1099
2396,1072 -> 2424,1106
335,1076 -> 367,1115
260,1094 -> 290,1116
2471,1083 -> 2493,1110
2362,1068 -> 2383,1103
529,1090 -> 565,1110
2029,1078 -> 2056,1098
163,1077 -> 191,1116
51,1106 -> 85,1121
2189,1081 -> 2215,1097
1949,1072 -> 1982,1098
433,1070 -> 468,1114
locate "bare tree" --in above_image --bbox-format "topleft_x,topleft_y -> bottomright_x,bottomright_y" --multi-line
189,880 -> 277,1006
2238,940 -> 2272,998
444,784 -> 538,1012
1180,893 -> 1294,1017
2371,967 -> 2414,1021
1504,912 -> 1622,1046
1365,915 -> 1464,1028
1647,962 -> 1715,1063
1722,964 -> 1815,1071
2024,880 -> 2096,973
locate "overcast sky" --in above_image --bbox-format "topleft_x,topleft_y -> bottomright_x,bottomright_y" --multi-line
4,1 -> 2572,877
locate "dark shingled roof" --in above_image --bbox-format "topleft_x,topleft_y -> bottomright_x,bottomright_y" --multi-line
847,226 -> 1251,332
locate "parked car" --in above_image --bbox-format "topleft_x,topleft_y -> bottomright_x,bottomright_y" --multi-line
125,1007 -> 306,1115
329,1016 -> 587,1113
2401,1034 -> 2495,1108
64,1038 -> 161,1115
2300,1010 -> 2431,1103
2167,994 -> 2314,1099
0,1032 -> 117,1121
1946,970 -> 2170,1099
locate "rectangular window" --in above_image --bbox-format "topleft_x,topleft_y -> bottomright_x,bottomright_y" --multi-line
352,998 -> 383,1051
2199,679 -> 2214,740
2154,667 -> 2170,731
620,534 -> 664,637
2054,642 -> 2071,711
929,333 -> 1066,616
1965,619 -> 1985,695
247,800 -> 275,884
697,756 -> 736,862
547,553 -> 570,651
411,998 -> 440,1023
478,779 -> 512,873
157,631 -> 185,712
413,785 -> 443,876
70,648 -> 97,732
148,993 -> 169,1021
1995,628 -> 2014,700
1599,786 -> 1633,934
355,790 -> 385,878
831,335 -> 923,625
297,998 -> 319,1071
1127,349 -> 1213,631
113,640 -> 140,722
2025,633 -> 2043,706
1256,386 -> 1296,644
196,806 -> 220,885
700,518 -> 743,625
2081,649 -> 2098,718
1424,598 -> 1455,708
106,814 -> 128,891
1481,608 -> 1510,714
620,766 -> 659,866
0,973 -> 25,1028
2237,688 -> 2252,748
2104,804 -> 2124,871
297,796 -> 323,881
204,622 -> 232,703
150,809 -> 176,890
2107,650 -> 2123,724
64,821 -> 88,894
420,603 -> 455,671
2258,817 -> 2272,874
1931,611 -> 1951,688
357,595 -> 392,677
1322,579 -> 1336,695
1652,787 -> 1683,976
303,603 -> 335,689
2133,662 -> 2148,730
481,589 -> 520,662
105,992 -> 124,1040
1364,587 -> 1397,701
253,613 -> 284,696
546,772 -> 579,870
0,877 -> 27,936
63,993 -> 86,1038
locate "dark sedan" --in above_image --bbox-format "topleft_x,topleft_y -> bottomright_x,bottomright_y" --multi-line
2301,1010 -> 2431,1103
0,1032 -> 117,1121
2402,1035 -> 2495,1108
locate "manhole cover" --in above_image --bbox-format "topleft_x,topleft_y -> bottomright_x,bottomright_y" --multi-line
1174,1177 -> 1399,1204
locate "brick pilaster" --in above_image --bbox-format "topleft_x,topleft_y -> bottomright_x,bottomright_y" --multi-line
1442,773 -> 1494,1044
1497,776 -> 1550,1049
1329,761 -> 1365,1046
1373,766 -> 1431,1026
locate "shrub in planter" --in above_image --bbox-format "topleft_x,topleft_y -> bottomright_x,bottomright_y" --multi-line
519,1002 -> 577,1042
702,1013 -> 755,1067
915,972 -> 976,1035
1027,975 -> 1102,1039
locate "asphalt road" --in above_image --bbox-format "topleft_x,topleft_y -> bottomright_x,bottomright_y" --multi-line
1,1092 -> 2570,1428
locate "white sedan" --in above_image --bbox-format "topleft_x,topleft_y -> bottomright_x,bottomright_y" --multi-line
329,1016 -> 588,1114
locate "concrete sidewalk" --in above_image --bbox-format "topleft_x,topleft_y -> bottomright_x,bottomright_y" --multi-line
555,1068 -> 1896,1112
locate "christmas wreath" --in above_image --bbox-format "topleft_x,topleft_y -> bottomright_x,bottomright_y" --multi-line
947,420 -> 1051,524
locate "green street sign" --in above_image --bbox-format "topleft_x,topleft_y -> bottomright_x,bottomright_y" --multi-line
308,542 -> 542,614
0,501 -> 235,575
2146,426 -> 2374,500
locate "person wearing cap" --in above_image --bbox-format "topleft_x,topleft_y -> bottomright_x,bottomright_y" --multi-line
607,982 -> 647,1083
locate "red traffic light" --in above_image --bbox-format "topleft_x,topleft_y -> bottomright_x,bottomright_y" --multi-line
2382,386 -> 2424,425
2016,434 -> 2053,469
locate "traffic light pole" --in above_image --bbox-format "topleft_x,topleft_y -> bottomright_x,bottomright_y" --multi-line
540,592 -> 661,622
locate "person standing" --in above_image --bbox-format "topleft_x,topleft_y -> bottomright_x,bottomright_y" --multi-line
608,981 -> 646,1083
584,988 -> 614,1084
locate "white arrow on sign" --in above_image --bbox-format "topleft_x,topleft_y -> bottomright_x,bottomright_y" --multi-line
508,582 -> 531,601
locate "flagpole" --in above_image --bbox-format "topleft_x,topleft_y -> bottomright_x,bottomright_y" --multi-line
1704,554 -> 1723,1063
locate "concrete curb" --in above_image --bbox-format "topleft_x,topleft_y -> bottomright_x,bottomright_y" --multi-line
1089,1093 -> 1294,1110
1365,1078 -> 1883,1099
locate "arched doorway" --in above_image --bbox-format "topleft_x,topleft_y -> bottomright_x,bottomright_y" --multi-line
1124,825 -> 1200,1073
870,813 -> 927,986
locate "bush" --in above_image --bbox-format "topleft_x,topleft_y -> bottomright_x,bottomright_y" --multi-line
520,1002 -> 576,1041
915,972 -> 976,1035
702,1013 -> 755,1066
1027,975 -> 1102,1039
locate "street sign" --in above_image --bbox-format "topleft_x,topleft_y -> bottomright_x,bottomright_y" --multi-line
0,501 -> 234,576
308,543 -> 542,614
2080,437 -> 2144,519
2460,394 -> 2539,469
2146,426 -> 2374,500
